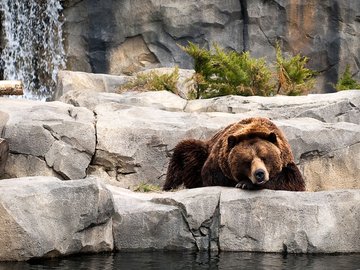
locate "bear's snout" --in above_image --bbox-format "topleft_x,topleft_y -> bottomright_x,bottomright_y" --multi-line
250,158 -> 269,185
255,169 -> 265,183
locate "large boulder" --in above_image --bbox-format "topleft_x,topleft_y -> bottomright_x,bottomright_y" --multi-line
110,186 -> 360,253
55,70 -> 131,100
110,186 -> 197,250
62,0 -> 360,92
219,188 -> 360,253
0,177 -> 114,261
0,98 -> 95,180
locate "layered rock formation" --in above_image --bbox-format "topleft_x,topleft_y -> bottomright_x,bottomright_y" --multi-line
62,0 -> 360,92
0,176 -> 359,261
0,71 -> 360,260
1,85 -> 360,191
111,186 -> 360,254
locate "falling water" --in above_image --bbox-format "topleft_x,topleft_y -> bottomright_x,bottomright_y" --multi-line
0,0 -> 65,100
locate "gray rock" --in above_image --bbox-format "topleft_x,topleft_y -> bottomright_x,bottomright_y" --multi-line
110,185 -> 221,251
0,177 -> 114,261
1,178 -> 358,258
186,90 -> 360,124
63,0 -> 242,73
60,80 -> 360,124
150,187 -> 221,251
4,154 -> 61,179
61,90 -> 187,112
55,70 -> 131,100
300,144 -> 360,192
62,0 -> 360,92
219,188 -> 360,253
0,139 -> 9,177
109,186 -> 196,250
109,186 -> 360,253
0,99 -> 95,179
275,119 -> 360,191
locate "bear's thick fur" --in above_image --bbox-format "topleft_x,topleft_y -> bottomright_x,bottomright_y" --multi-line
163,117 -> 305,191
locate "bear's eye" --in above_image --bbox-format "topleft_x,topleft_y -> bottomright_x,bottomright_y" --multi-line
260,156 -> 268,163
241,160 -> 252,168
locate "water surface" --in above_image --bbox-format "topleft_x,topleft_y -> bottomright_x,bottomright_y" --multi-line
0,252 -> 359,270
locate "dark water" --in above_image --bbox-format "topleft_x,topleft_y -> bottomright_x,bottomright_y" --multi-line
0,252 -> 359,270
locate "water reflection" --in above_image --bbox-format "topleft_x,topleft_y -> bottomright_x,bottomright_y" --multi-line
0,251 -> 359,270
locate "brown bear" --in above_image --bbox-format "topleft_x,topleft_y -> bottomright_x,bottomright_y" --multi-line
163,117 -> 305,191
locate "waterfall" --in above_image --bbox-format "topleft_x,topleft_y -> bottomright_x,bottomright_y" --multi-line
0,0 -> 65,100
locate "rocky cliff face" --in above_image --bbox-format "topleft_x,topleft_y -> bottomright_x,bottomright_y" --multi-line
63,0 -> 360,92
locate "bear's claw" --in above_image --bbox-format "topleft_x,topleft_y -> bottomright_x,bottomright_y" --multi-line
236,181 -> 253,190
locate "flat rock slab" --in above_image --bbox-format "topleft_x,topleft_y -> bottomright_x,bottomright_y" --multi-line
60,86 -> 360,125
111,186 -> 360,254
61,89 -> 187,111
0,177 -> 114,261
185,90 -> 360,124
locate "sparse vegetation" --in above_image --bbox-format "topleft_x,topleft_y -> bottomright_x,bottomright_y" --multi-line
119,67 -> 179,94
119,42 -> 318,98
275,42 -> 316,95
335,64 -> 360,91
133,182 -> 161,193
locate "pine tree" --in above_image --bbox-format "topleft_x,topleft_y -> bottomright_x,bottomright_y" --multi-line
181,42 -> 274,98
335,65 -> 360,91
275,42 -> 315,95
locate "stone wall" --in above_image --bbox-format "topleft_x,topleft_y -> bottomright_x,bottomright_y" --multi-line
62,0 -> 360,92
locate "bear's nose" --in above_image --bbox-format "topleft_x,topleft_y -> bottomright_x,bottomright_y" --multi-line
255,169 -> 265,182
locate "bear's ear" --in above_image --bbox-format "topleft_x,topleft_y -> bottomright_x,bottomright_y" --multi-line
268,132 -> 277,144
227,135 -> 238,149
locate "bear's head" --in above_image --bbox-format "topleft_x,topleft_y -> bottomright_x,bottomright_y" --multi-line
227,132 -> 282,186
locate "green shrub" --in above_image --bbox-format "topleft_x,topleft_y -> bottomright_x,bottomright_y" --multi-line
119,67 -> 179,94
275,43 -> 316,95
335,65 -> 360,91
181,42 -> 274,98
133,182 -> 161,193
